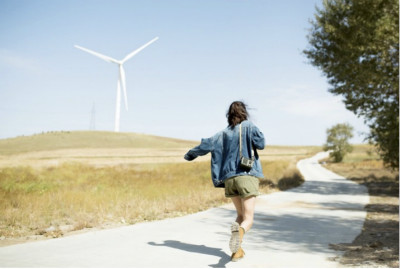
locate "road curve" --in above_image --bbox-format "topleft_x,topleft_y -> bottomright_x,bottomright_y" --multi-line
0,152 -> 369,267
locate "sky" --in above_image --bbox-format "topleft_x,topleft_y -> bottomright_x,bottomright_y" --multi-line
0,0 -> 370,145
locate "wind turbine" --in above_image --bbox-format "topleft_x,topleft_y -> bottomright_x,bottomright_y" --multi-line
75,37 -> 159,132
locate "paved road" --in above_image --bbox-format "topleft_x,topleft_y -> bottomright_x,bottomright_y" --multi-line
0,152 -> 369,267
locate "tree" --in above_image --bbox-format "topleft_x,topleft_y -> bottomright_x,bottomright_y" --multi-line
304,0 -> 399,169
324,123 -> 354,162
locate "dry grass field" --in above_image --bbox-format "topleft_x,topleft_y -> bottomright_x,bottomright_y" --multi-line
0,131 -> 320,246
0,131 -> 320,168
323,145 -> 399,268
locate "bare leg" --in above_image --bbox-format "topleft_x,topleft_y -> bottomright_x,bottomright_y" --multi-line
229,195 -> 256,259
231,196 -> 243,224
239,196 -> 256,232
229,196 -> 244,254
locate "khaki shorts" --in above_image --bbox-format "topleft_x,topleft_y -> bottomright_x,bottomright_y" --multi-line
225,175 -> 260,198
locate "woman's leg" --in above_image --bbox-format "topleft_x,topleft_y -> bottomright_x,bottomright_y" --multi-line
229,196 -> 244,254
240,196 -> 256,232
229,195 -> 256,261
228,176 -> 258,261
231,196 -> 243,224
231,195 -> 256,231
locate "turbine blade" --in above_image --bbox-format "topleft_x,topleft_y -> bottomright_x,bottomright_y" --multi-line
74,45 -> 119,64
119,65 -> 128,111
122,37 -> 159,63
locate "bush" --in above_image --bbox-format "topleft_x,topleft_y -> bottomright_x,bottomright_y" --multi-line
324,123 -> 354,162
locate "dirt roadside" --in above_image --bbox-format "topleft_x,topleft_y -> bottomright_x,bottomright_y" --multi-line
325,162 -> 399,268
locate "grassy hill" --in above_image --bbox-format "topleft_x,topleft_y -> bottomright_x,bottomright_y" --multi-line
0,131 -> 199,155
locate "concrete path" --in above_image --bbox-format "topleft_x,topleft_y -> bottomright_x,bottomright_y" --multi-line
0,152 -> 369,267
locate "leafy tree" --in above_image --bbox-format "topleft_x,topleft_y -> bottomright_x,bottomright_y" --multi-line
304,0 -> 399,169
324,123 -> 354,162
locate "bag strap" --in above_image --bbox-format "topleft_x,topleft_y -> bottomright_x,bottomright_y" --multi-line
239,123 -> 254,160
239,123 -> 243,159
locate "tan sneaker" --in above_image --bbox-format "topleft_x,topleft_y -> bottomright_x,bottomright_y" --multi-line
229,222 -> 245,253
231,247 -> 245,262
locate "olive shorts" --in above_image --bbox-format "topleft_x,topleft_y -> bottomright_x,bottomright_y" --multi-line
224,175 -> 260,198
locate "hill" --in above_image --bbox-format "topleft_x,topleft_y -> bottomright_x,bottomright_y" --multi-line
0,131 -> 322,168
0,131 -> 198,155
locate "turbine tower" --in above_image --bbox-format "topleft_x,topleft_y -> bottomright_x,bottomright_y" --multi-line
89,102 -> 96,130
75,37 -> 158,132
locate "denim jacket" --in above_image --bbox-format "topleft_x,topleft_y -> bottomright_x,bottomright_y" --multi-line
184,120 -> 265,188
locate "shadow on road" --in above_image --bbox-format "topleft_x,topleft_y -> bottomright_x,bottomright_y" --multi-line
148,240 -> 231,268
287,179 -> 368,196
211,205 -> 365,255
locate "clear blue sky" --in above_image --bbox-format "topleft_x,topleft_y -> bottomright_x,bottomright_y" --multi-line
0,0 -> 369,145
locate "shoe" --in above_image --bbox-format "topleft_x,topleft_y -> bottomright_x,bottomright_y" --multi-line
229,222 -> 245,253
231,247 -> 245,262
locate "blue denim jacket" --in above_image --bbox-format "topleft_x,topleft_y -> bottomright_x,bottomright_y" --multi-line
184,120 -> 265,188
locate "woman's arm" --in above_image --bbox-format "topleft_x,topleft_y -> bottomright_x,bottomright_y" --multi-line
252,125 -> 265,150
184,136 -> 214,161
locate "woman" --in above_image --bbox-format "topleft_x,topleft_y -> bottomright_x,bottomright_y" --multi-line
184,101 -> 265,262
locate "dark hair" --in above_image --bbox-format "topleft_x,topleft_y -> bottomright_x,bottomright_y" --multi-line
226,101 -> 249,128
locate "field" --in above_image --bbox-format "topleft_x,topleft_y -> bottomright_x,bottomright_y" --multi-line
323,145 -> 399,268
0,131 -> 321,246
0,131 -> 320,168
